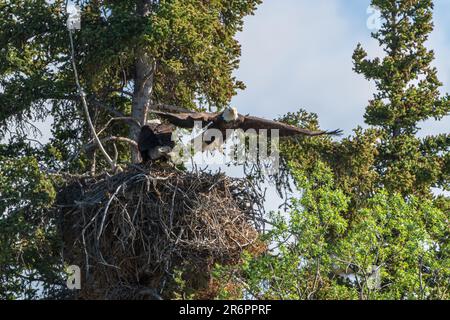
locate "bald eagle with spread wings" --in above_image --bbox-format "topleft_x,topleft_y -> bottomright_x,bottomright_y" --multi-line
138,107 -> 341,163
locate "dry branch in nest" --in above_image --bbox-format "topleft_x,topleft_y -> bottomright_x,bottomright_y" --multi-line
56,163 -> 265,299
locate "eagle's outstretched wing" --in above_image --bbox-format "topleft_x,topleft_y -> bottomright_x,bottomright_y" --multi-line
150,110 -> 342,137
150,110 -> 217,128
239,115 -> 342,137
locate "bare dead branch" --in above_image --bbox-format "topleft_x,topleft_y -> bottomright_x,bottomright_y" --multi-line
84,136 -> 138,152
68,30 -> 116,171
95,117 -> 142,138
89,99 -> 126,118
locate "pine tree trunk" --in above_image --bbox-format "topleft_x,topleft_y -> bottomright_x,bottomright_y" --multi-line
130,0 -> 155,163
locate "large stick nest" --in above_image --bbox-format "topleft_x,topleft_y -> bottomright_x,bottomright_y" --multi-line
56,163 -> 265,299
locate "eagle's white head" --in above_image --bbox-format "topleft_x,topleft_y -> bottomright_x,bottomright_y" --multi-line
222,107 -> 238,122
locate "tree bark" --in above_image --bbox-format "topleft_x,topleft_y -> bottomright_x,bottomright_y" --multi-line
130,0 -> 155,163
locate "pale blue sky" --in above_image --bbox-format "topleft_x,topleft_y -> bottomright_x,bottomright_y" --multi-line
232,0 -> 450,136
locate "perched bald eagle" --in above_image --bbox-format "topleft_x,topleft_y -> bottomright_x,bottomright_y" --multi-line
138,119 -> 175,162
151,107 -> 341,148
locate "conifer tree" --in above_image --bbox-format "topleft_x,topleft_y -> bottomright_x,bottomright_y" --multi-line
0,0 -> 261,165
353,0 -> 450,196
0,0 -> 261,299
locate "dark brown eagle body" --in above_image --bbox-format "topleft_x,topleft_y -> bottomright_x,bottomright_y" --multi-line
138,123 -> 175,163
